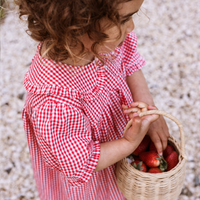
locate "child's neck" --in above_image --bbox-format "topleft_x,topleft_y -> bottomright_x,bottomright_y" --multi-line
41,41 -> 95,66
62,53 -> 95,66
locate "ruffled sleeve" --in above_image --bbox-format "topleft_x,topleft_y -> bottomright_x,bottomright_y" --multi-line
32,100 -> 100,187
122,31 -> 145,76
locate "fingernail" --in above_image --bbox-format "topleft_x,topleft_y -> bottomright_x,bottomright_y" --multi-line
133,113 -> 139,117
159,152 -> 163,156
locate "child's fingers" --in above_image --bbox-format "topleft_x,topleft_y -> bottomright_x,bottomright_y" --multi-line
145,105 -> 159,121
123,103 -> 158,120
148,114 -> 159,122
124,113 -> 142,142
147,105 -> 158,110
148,133 -> 163,155
122,104 -> 128,110
142,112 -> 159,123
130,102 -> 139,107
123,107 -> 140,114
129,113 -> 143,133
122,103 -> 139,111
123,102 -> 150,111
131,101 -> 148,109
132,112 -> 139,118
132,101 -> 148,112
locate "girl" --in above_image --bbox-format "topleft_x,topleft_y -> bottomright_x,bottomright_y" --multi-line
16,0 -> 169,199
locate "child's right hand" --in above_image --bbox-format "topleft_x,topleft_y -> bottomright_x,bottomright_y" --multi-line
95,106 -> 159,172
123,107 -> 159,145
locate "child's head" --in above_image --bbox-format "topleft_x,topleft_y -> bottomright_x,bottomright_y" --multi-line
16,0 -> 143,64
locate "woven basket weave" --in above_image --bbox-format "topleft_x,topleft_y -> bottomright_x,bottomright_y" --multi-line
115,110 -> 187,200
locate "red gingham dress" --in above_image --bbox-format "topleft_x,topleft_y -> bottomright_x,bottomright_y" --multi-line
22,31 -> 145,200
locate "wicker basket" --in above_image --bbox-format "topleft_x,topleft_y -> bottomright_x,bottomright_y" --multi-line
116,110 -> 187,200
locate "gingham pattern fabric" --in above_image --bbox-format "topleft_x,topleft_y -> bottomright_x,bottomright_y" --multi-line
22,31 -> 145,200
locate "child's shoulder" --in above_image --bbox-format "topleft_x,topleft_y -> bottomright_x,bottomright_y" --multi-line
122,31 -> 138,52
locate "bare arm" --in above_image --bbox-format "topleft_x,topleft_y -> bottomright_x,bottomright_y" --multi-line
126,69 -> 154,105
95,138 -> 136,171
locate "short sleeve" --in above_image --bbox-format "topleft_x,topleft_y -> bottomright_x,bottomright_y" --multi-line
32,101 -> 100,187
122,31 -> 145,76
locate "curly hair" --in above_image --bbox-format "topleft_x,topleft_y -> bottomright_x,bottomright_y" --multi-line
15,0 -> 131,63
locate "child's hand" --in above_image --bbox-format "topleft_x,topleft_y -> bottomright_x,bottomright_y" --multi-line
122,101 -> 148,119
122,103 -> 170,155
123,106 -> 159,145
147,108 -> 170,155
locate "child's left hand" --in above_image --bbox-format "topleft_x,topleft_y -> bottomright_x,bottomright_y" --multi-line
122,102 -> 170,155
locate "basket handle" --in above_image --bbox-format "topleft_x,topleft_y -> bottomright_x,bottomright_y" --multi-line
124,110 -> 186,158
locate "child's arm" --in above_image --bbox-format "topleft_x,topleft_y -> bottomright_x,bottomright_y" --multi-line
125,69 -> 170,155
95,110 -> 158,171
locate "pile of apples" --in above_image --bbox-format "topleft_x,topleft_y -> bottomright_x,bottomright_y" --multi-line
128,135 -> 179,173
